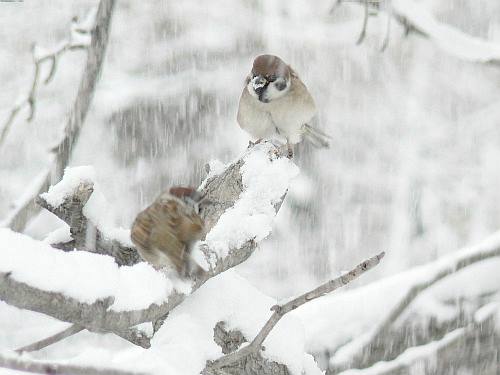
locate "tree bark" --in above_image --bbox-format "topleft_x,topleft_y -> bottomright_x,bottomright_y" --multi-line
5,0 -> 115,232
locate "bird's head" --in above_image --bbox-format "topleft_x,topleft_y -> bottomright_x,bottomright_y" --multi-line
246,54 -> 291,103
169,186 -> 209,215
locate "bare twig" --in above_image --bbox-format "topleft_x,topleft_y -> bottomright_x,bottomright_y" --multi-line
356,0 -> 369,45
380,0 -> 392,51
331,235 -> 500,371
0,352 -> 146,375
15,325 -> 84,353
209,252 -> 385,370
0,10 -> 93,149
328,0 -> 343,14
338,0 -> 500,64
3,0 -> 114,232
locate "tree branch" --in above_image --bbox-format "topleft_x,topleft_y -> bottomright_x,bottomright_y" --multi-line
330,235 -> 500,371
15,325 -> 85,353
36,178 -> 140,266
208,252 -> 385,371
0,352 -> 146,375
0,9 -> 93,150
3,0 -> 115,232
0,142 -> 292,348
337,0 -> 500,64
0,270 -> 159,348
356,0 -> 369,45
333,303 -> 499,375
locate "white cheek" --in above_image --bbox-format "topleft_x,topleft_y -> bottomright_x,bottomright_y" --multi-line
246,82 -> 259,99
265,82 -> 290,101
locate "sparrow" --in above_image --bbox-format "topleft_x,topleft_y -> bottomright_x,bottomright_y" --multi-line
237,54 -> 331,156
131,186 -> 206,278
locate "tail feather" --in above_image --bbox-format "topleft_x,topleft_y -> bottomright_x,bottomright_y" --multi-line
303,124 -> 331,148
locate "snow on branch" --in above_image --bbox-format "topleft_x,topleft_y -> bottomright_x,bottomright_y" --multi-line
337,0 -> 500,64
329,231 -> 500,372
37,166 -> 140,266
392,0 -> 500,63
2,0 -> 115,233
336,303 -> 499,375
0,142 -> 296,351
207,252 -> 385,373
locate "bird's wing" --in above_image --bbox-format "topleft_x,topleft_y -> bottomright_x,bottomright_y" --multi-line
148,200 -> 188,273
130,209 -> 154,253
131,198 -> 187,272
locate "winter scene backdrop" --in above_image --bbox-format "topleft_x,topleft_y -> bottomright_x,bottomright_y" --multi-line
0,0 -> 499,374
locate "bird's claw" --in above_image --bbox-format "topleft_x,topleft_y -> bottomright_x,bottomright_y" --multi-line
247,139 -> 263,148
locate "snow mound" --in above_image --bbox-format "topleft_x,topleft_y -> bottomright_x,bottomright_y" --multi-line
39,166 -> 95,208
205,143 -> 299,259
0,229 -> 174,311
0,270 -> 321,375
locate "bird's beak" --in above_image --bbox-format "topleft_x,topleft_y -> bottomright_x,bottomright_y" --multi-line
251,75 -> 270,102
251,75 -> 267,91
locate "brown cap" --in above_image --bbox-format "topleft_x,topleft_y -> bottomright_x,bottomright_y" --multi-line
252,54 -> 290,80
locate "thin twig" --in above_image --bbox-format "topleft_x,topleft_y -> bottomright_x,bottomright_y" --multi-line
210,252 -> 386,370
3,0 -> 114,232
0,353 -> 146,375
15,325 -> 84,353
328,0 -> 344,14
356,0 -> 369,44
380,0 -> 392,51
338,0 -> 500,64
0,12 -> 92,150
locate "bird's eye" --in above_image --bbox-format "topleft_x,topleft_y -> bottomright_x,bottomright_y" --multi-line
275,78 -> 287,91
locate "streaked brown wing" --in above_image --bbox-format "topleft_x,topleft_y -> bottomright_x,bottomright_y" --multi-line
150,199 -> 187,272
131,198 -> 186,272
130,209 -> 153,252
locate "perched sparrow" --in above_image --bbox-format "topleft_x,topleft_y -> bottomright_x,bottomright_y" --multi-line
237,54 -> 331,156
131,187 -> 206,278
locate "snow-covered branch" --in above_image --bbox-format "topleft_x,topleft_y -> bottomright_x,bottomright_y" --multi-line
0,142 -> 296,352
207,252 -> 385,373
329,232 -> 500,372
337,0 -> 500,64
2,0 -> 115,233
36,167 -> 140,266
335,303 -> 499,375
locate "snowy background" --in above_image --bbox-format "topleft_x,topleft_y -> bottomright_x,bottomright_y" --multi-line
1,0 -> 500,374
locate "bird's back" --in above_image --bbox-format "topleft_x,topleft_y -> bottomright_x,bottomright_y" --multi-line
131,194 -> 204,273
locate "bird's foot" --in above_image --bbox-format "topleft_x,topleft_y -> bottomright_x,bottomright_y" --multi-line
247,138 -> 263,148
286,143 -> 294,159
